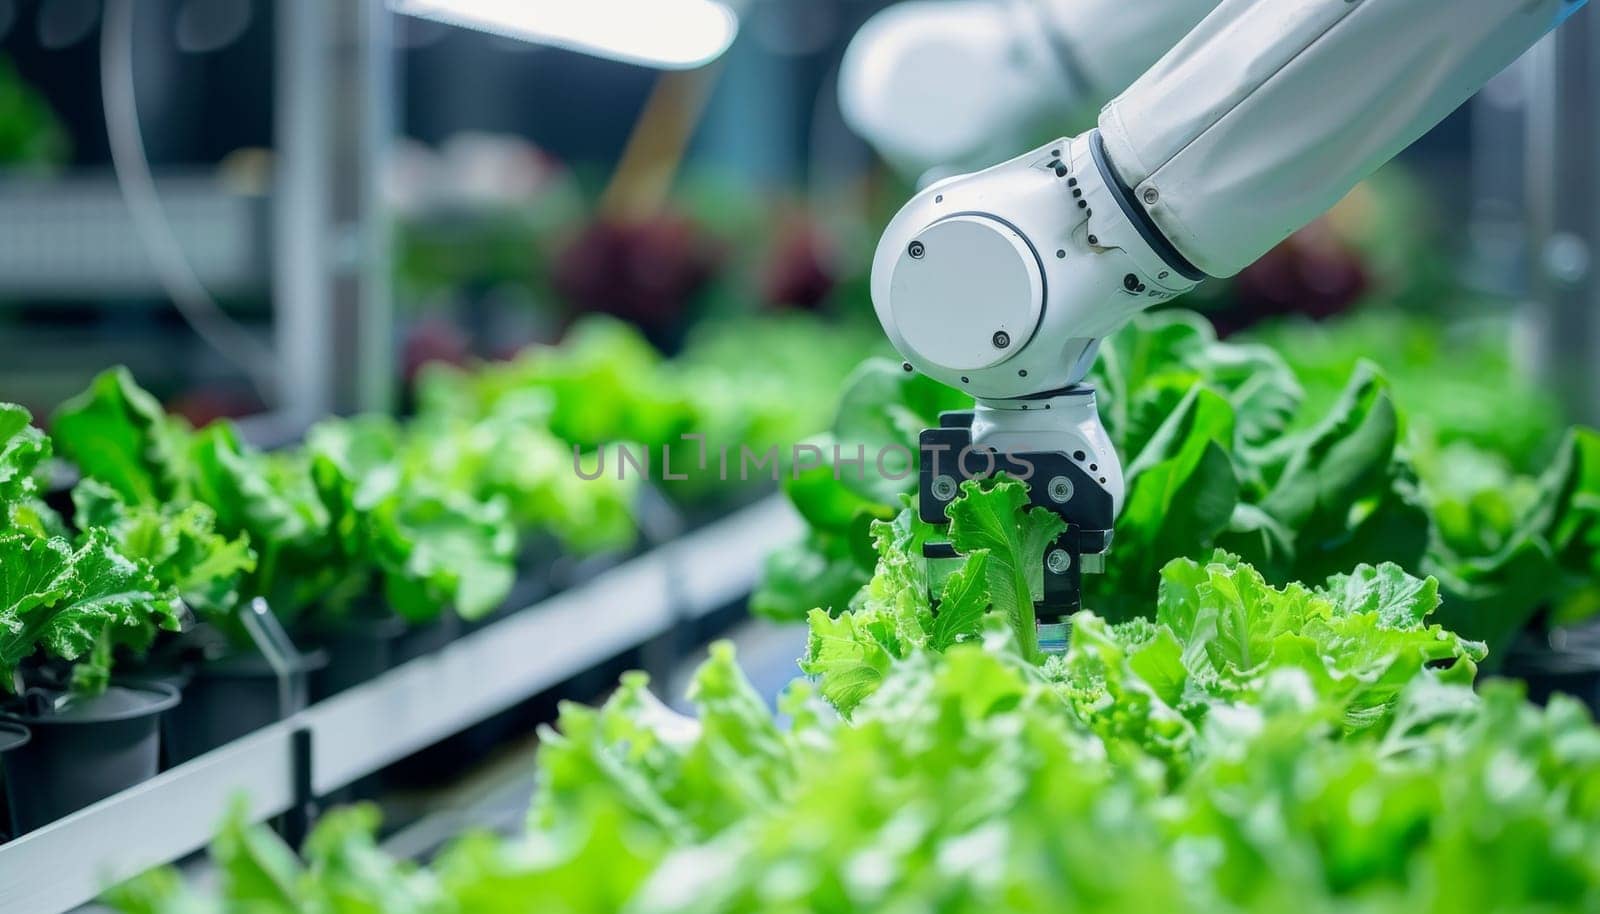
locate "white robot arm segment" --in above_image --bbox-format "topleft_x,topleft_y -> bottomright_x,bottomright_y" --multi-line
1100,0 -> 1587,278
1034,0 -> 1223,103
839,1 -> 1067,177
865,0 -> 1585,625
840,0 -> 1223,178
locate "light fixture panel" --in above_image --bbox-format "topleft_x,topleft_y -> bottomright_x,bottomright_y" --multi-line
391,0 -> 739,70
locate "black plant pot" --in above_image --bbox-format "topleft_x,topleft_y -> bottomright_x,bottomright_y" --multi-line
1,682 -> 179,835
311,614 -> 407,702
121,669 -> 194,770
391,614 -> 462,666
163,649 -> 328,765
1501,623 -> 1600,716
0,722 -> 31,843
515,532 -> 561,582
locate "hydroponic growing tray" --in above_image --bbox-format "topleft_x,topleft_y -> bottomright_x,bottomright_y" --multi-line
0,495 -> 800,914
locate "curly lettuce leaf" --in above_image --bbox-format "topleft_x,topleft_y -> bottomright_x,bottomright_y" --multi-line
532,642 -> 798,847
73,478 -> 256,622
110,622 -> 1600,914
946,478 -> 1066,662
803,479 -> 1069,710
405,401 -> 638,556
189,423 -> 339,624
799,507 -> 939,715
373,490 -> 516,623
310,416 -> 518,625
0,529 -> 179,695
300,805 -> 448,914
0,402 -> 48,507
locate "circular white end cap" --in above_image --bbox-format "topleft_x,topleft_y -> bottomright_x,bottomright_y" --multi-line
889,215 -> 1043,372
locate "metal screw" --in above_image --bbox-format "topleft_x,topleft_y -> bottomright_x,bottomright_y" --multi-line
1056,249 -> 1066,259
1047,476 -> 1074,504
902,361 -> 914,373
908,240 -> 926,259
931,475 -> 958,501
1142,187 -> 1160,205
935,194 -> 944,203
1087,235 -> 1099,246
1047,549 -> 1072,574
992,330 -> 1011,349
1123,274 -> 1140,292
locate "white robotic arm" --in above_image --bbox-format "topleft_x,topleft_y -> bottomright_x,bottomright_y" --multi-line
839,0 -> 1223,178
1102,0 -> 1586,278
870,0 -> 1586,623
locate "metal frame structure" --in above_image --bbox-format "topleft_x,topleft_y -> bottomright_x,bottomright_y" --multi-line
274,0 -> 397,425
1526,6 -> 1600,427
0,1 -> 396,436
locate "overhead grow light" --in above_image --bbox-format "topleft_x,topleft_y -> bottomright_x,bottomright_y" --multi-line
389,0 -> 739,70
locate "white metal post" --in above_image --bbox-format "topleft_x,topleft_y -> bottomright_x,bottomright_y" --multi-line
273,0 -> 334,425
1526,6 -> 1600,426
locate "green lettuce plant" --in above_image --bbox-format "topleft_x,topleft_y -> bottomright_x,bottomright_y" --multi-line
0,403 -> 180,698
758,310 -> 1600,665
107,533 -> 1600,914
51,369 -> 519,640
306,416 -> 516,627
418,315 -> 879,513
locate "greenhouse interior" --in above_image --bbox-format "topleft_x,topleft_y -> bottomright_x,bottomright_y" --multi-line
1,0 -> 1600,911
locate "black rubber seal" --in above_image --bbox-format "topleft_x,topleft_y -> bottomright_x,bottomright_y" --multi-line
1089,130 -> 1206,283
1017,384 -> 1095,401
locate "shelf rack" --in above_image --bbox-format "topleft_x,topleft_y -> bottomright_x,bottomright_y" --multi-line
0,495 -> 801,914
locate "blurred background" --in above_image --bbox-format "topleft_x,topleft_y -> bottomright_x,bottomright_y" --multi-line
2,5 -> 1600,901
0,0 -> 1594,434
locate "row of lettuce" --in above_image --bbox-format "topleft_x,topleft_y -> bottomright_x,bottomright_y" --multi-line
99,308 -> 1600,912
758,309 -> 1600,673
0,314 -> 874,835
108,477 -> 1600,913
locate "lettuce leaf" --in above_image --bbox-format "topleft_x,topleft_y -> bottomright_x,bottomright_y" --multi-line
1097,385 -> 1239,618
403,401 -> 637,557
309,416 -> 518,625
0,402 -> 48,508
946,479 -> 1065,662
51,366 -> 190,507
109,613 -> 1600,914
0,529 -> 179,695
187,423 -> 340,626
751,360 -> 964,623
73,479 -> 256,622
